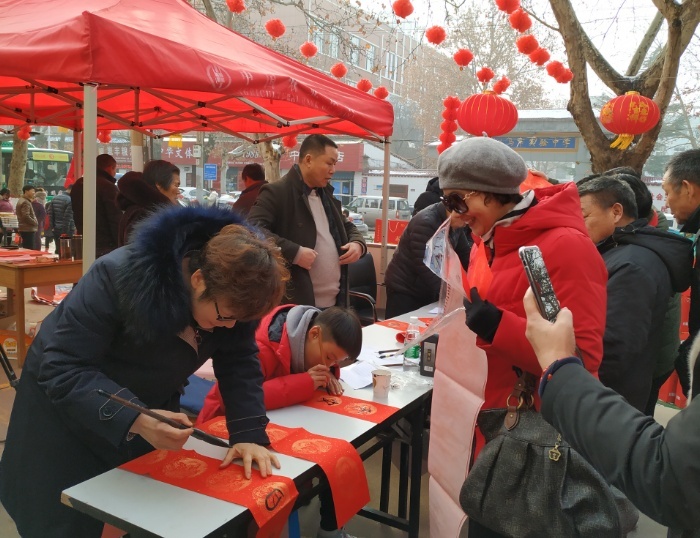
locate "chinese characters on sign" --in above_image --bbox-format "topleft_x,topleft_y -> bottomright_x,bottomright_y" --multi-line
494,136 -> 578,151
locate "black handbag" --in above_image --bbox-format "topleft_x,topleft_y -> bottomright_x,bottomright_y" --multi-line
459,372 -> 624,538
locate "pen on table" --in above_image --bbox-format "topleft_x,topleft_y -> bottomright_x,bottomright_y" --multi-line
377,348 -> 400,354
95,389 -> 230,448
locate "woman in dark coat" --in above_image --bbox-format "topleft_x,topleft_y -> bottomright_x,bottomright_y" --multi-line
117,160 -> 180,246
0,205 -> 289,537
385,202 -> 472,318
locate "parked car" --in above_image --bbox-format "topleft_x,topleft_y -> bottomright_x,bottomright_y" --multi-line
342,207 -> 369,236
217,191 -> 242,210
345,196 -> 411,230
179,187 -> 210,206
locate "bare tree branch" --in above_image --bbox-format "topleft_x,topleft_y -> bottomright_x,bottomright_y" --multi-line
626,11 -> 664,76
521,7 -> 559,33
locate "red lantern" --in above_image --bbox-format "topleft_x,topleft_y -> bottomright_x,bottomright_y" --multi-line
374,86 -> 389,99
457,91 -> 519,137
356,79 -> 373,92
546,61 -> 566,83
443,95 -> 461,109
529,48 -> 550,66
392,0 -> 414,19
16,125 -> 31,140
282,135 -> 298,149
495,0 -> 520,14
265,19 -> 286,40
516,35 -> 539,54
439,131 -> 456,145
476,66 -> 495,83
492,76 -> 511,95
97,130 -> 112,144
442,108 -> 458,121
425,26 -> 446,45
226,0 -> 246,13
437,143 -> 449,154
509,9 -> 532,32
600,91 -> 661,150
441,120 -> 458,133
556,69 -> 574,84
453,48 -> 474,70
330,62 -> 348,79
299,41 -> 318,60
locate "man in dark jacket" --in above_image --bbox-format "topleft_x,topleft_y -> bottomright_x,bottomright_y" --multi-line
662,149 -> 700,400
232,163 -> 267,216
48,186 -> 75,239
579,176 -> 692,411
70,153 -> 123,257
412,176 -> 442,216
248,135 -> 366,308
385,202 -> 472,317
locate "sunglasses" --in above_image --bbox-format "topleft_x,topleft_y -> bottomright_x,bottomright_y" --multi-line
214,300 -> 237,322
441,191 -> 478,214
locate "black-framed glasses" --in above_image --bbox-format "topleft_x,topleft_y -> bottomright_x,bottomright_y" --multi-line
441,191 -> 477,215
214,300 -> 237,322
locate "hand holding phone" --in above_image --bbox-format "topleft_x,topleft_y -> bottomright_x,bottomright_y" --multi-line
518,246 -> 560,322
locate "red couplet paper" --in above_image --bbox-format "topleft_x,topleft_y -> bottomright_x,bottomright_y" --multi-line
119,449 -> 297,538
199,419 -> 371,529
301,392 -> 398,424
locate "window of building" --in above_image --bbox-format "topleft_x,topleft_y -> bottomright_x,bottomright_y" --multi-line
385,51 -> 398,81
365,45 -> 376,72
350,36 -> 361,66
328,33 -> 340,58
312,30 -> 324,55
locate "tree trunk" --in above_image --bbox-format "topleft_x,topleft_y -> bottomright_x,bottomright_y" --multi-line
260,140 -> 281,183
9,134 -> 28,196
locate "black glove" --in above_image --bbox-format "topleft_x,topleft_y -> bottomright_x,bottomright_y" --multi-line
463,287 -> 502,343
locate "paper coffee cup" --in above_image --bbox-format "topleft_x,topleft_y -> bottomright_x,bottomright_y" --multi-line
372,369 -> 391,399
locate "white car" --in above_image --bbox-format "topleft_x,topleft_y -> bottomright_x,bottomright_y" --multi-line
217,191 -> 242,210
178,187 -> 210,205
343,207 -> 369,236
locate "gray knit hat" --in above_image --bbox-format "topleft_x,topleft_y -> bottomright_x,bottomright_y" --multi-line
438,137 -> 528,195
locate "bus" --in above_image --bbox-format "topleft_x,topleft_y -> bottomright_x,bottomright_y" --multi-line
0,141 -> 73,196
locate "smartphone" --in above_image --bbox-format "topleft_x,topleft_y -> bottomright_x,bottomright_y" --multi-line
518,246 -> 560,322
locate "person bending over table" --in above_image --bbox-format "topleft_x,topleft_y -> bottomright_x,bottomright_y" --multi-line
523,288 -> 700,536
196,304 -> 363,538
0,205 -> 289,538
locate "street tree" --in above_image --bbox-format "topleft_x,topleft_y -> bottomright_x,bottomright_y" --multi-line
524,0 -> 700,173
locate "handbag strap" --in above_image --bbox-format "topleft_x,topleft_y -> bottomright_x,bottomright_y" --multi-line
504,371 -> 537,430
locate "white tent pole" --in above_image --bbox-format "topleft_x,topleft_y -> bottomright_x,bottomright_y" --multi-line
82,83 -> 97,273
73,130 -> 82,187
379,138 -> 391,308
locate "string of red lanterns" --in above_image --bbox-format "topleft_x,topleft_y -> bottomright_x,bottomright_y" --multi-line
356,79 -> 373,92
438,96 -> 461,154
330,62 -> 348,79
392,0 -> 414,20
16,125 -> 31,141
374,86 -> 389,100
425,26 -> 447,45
299,41 -> 318,60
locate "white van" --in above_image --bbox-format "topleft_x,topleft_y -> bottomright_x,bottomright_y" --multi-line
346,196 -> 411,230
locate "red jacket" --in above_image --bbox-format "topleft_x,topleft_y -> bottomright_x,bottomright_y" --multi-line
197,304 -> 339,425
480,183 -> 607,412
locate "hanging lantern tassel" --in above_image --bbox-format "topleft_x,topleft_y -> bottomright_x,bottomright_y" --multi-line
374,86 -> 389,99
392,0 -> 414,19
600,91 -> 660,151
265,19 -> 286,40
330,62 -> 348,79
282,135 -> 298,149
356,79 -> 373,92
300,41 -> 318,60
509,8 -> 532,33
453,48 -> 474,71
425,25 -> 447,45
226,0 -> 246,13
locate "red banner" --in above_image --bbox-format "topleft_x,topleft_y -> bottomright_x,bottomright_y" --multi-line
300,392 -> 398,424
120,449 -> 297,538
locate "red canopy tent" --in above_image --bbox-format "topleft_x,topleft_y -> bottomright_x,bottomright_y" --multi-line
0,0 -> 395,268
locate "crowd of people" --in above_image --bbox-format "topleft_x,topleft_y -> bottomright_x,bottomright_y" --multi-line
1,132 -> 700,538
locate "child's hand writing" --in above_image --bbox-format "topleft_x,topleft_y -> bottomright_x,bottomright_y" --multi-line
307,364 -> 330,389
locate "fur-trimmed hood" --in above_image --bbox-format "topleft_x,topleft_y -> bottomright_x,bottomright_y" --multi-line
114,205 -> 253,342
